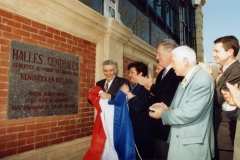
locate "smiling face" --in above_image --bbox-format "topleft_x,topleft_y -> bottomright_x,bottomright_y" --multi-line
128,67 -> 141,84
103,64 -> 116,81
213,42 -> 232,66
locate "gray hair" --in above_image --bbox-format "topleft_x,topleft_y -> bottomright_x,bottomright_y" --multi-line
172,46 -> 197,65
102,60 -> 117,69
158,39 -> 177,52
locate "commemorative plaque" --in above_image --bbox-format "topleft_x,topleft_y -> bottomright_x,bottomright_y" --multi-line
7,41 -> 79,119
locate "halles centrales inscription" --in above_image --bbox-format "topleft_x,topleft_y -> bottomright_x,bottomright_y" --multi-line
8,41 -> 79,119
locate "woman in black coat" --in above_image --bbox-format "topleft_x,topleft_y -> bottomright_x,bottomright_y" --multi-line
121,61 -> 154,160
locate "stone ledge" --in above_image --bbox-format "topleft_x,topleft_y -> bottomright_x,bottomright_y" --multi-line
2,136 -> 91,160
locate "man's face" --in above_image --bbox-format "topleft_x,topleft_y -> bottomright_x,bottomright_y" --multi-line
171,53 -> 184,76
103,64 -> 116,81
156,45 -> 170,68
213,43 -> 230,66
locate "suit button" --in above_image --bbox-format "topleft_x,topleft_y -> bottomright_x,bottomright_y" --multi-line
176,135 -> 179,138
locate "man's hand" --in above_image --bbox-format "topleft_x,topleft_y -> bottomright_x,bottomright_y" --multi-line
99,92 -> 111,99
149,102 -> 169,119
222,83 -> 240,108
198,62 -> 212,75
137,73 -> 153,91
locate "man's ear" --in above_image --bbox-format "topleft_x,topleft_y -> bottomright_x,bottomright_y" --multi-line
227,48 -> 234,57
183,57 -> 188,66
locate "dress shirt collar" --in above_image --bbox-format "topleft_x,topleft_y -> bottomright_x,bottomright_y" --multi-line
222,59 -> 237,72
181,65 -> 197,87
105,75 -> 116,88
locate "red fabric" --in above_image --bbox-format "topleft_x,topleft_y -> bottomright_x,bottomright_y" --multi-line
83,86 -> 106,160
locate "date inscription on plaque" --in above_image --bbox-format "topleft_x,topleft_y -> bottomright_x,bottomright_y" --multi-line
7,41 -> 79,119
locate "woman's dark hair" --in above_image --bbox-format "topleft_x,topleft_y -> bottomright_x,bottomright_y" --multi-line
127,61 -> 148,77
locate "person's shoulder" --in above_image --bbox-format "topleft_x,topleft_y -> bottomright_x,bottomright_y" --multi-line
168,69 -> 183,80
115,76 -> 128,81
96,79 -> 105,85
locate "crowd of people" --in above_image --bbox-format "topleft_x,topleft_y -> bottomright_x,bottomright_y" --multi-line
86,35 -> 240,160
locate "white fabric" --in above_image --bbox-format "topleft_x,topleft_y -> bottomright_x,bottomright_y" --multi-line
104,75 -> 115,89
222,101 -> 237,111
99,98 -> 118,160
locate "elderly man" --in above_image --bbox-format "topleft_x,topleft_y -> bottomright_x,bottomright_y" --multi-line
96,60 -> 129,100
137,39 -> 182,160
149,46 -> 215,160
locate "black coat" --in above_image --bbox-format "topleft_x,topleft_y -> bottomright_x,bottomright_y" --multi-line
128,84 -> 154,160
149,68 -> 183,140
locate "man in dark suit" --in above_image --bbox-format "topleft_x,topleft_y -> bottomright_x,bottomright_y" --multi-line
137,39 -> 183,160
212,35 -> 240,160
222,82 -> 240,160
96,60 -> 129,100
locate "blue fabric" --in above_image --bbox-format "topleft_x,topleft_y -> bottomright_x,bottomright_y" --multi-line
108,90 -> 136,160
130,83 -> 138,91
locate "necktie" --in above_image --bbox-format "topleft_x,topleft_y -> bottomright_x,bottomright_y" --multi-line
161,69 -> 167,79
104,82 -> 109,92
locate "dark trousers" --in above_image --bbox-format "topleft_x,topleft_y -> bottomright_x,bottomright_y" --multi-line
153,138 -> 169,160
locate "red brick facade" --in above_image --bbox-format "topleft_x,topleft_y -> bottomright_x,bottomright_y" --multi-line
0,9 -> 95,158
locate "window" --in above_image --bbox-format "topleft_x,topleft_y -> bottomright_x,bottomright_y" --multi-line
79,0 -> 103,14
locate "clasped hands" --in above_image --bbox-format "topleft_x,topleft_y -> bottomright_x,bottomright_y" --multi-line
99,91 -> 111,99
221,82 -> 240,108
149,102 -> 169,119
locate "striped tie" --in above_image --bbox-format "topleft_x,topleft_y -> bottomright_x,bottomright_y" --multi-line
104,82 -> 109,92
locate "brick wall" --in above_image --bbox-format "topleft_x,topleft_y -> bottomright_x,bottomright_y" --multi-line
0,9 -> 95,158
123,56 -> 135,80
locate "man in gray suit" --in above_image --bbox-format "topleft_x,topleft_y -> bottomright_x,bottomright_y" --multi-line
149,46 -> 215,160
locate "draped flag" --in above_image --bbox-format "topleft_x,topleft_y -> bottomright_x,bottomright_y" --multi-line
83,86 -> 135,160
83,86 -> 118,160
109,90 -> 136,160
83,86 -> 106,160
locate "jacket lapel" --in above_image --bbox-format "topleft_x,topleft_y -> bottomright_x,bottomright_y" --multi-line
107,76 -> 119,93
216,61 -> 240,87
170,66 -> 201,109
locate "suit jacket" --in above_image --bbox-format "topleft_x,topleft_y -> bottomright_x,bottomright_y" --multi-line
214,60 -> 240,151
149,68 -> 183,140
96,76 -> 129,100
225,108 -> 240,160
128,84 -> 154,160
162,66 -> 215,160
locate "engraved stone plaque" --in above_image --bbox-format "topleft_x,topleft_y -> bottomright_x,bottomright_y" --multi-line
8,41 -> 79,119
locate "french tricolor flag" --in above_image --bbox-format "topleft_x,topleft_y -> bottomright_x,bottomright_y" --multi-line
83,86 -> 136,160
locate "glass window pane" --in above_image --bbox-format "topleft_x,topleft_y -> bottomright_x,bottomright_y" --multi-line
136,10 -> 150,44
119,0 -> 137,33
156,0 -> 162,18
79,0 -> 103,14
151,22 -> 168,48
148,0 -> 154,9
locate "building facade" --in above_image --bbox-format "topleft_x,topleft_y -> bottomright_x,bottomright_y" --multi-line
0,0 -> 205,159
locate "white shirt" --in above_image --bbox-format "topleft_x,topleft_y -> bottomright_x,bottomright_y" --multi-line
104,75 -> 115,89
181,65 -> 197,88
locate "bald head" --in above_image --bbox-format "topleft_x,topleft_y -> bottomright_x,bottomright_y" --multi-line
171,46 -> 197,76
172,46 -> 197,65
